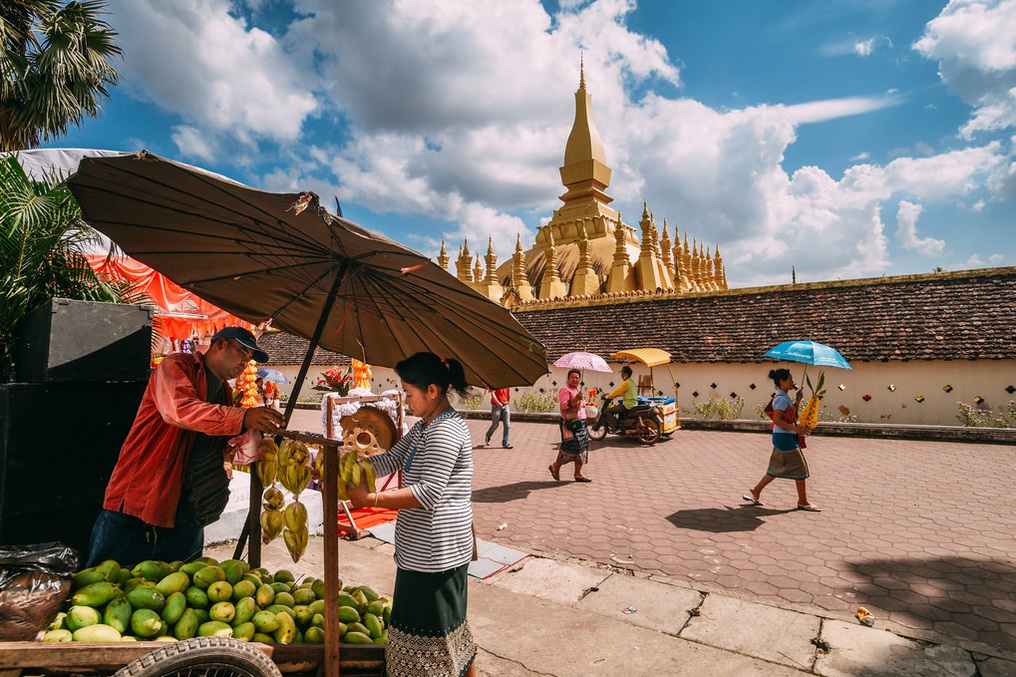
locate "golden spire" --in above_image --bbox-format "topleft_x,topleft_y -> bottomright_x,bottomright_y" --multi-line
472,255 -> 483,283
438,239 -> 449,271
484,237 -> 498,282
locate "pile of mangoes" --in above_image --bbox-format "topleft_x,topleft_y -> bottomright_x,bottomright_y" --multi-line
42,557 -> 391,645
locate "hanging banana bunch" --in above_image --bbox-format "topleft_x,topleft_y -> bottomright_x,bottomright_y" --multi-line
260,485 -> 285,544
274,438 -> 313,563
256,437 -> 279,486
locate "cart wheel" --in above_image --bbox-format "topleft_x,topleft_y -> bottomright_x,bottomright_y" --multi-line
637,418 -> 661,445
112,637 -> 282,677
587,420 -> 608,441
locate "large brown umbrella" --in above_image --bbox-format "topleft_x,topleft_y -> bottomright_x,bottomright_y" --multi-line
66,151 -> 548,399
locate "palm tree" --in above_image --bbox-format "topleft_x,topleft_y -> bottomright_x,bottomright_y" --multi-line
0,154 -> 136,380
0,0 -> 122,151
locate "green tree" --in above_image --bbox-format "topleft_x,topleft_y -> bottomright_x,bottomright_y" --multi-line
0,154 -> 137,380
1,0 -> 122,151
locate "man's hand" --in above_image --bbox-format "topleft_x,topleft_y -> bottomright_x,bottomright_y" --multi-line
243,407 -> 285,435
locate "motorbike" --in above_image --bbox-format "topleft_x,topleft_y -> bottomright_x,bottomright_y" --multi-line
587,396 -> 663,445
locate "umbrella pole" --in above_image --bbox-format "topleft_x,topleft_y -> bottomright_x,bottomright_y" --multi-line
244,263 -> 349,568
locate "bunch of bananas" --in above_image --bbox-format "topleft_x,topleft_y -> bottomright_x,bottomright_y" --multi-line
257,437 -> 312,562
336,451 -> 377,501
283,500 -> 309,562
260,486 -> 285,544
277,439 -> 313,497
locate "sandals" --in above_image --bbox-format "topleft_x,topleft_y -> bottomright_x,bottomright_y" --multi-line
548,464 -> 561,481
797,504 -> 822,512
743,492 -> 764,506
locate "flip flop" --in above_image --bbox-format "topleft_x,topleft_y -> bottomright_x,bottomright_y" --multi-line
742,493 -> 764,506
797,504 -> 822,512
548,464 -> 561,481
574,476 -> 592,482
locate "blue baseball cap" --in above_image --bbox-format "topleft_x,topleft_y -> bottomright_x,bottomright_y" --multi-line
211,327 -> 269,363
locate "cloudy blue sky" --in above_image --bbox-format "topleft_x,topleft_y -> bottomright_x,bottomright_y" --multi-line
46,0 -> 1016,288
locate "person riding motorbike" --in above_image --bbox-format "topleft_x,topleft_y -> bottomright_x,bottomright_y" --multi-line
602,365 -> 638,429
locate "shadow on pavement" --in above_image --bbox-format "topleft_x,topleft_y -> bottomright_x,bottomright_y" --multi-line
666,505 -> 794,533
472,480 -> 564,503
846,555 -> 1016,649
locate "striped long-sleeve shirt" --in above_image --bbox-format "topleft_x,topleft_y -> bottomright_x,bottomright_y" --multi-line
367,411 -> 473,572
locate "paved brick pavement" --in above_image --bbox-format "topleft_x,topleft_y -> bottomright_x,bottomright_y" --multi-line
462,418 -> 1016,653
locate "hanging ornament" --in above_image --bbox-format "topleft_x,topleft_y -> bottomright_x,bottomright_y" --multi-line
351,359 -> 372,390
943,384 -> 953,393
236,359 -> 259,408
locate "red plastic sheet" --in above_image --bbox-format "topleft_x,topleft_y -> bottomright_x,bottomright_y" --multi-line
86,254 -> 262,339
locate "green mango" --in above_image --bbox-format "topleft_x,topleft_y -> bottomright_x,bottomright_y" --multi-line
131,560 -> 173,583
209,601 -> 236,624
255,583 -> 275,608
70,581 -> 120,608
93,559 -> 121,583
309,599 -> 325,616
173,607 -> 199,641
270,582 -> 291,595
292,604 -> 314,628
304,626 -> 325,643
154,571 -> 190,597
363,612 -> 384,639
310,613 -> 325,629
161,591 -> 187,625
184,585 -> 210,609
366,600 -> 386,618
198,620 -> 234,638
338,606 -> 360,624
342,630 -> 374,644
102,595 -> 132,634
126,586 -> 165,612
231,579 -> 257,601
232,621 -> 256,642
373,631 -> 388,645
251,610 -> 280,634
291,587 -> 316,606
70,568 -> 104,590
48,611 -> 67,631
192,565 -> 226,589
273,569 -> 295,584
311,578 -> 326,600
129,608 -> 162,638
353,585 -> 379,603
232,596 -> 257,627
252,632 -> 274,644
266,603 -> 296,619
65,605 -> 100,632
72,623 -> 122,642
179,561 -> 208,577
42,629 -> 73,642
273,591 -> 295,608
337,592 -> 359,610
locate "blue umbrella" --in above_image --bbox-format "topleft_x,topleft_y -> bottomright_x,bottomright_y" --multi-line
256,367 -> 289,384
764,341 -> 852,370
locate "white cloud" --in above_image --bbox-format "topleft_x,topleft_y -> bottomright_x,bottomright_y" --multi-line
913,0 -> 1016,137
108,0 -> 318,152
170,126 -> 218,164
855,39 -> 875,56
895,201 -> 946,255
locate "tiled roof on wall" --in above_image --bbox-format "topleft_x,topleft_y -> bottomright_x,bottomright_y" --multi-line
257,331 -> 350,367
514,267 -> 1016,364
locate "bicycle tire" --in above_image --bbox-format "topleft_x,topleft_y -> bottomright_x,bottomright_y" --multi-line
113,637 -> 282,677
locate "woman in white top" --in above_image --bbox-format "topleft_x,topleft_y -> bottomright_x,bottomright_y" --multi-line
348,352 -> 476,677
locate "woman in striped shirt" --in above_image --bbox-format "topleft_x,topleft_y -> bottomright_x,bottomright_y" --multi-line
348,352 -> 476,677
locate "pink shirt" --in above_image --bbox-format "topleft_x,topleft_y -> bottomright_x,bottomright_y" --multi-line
559,384 -> 586,419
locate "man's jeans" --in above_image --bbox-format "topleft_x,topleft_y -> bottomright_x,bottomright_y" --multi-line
485,404 -> 511,446
86,509 -> 203,568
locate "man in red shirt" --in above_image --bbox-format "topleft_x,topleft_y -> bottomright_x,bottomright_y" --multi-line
484,387 -> 512,449
85,327 -> 284,567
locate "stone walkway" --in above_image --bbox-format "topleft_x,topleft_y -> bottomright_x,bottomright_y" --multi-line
459,418 -> 1016,653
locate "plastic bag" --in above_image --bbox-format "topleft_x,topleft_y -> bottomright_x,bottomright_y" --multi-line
0,542 -> 79,641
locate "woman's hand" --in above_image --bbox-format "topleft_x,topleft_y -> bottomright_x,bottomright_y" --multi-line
346,475 -> 370,508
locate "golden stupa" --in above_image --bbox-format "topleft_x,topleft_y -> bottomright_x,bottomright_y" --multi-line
440,60 -> 727,308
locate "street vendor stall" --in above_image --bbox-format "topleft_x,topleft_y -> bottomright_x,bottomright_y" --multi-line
611,348 -> 680,434
52,151 -> 549,677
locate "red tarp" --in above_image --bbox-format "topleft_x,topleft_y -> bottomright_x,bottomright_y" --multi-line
86,254 -> 263,339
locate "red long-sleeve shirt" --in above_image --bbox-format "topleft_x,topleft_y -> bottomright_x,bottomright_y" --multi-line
102,351 -> 246,528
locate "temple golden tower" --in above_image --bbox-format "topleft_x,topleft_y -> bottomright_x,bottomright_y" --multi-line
451,61 -> 727,305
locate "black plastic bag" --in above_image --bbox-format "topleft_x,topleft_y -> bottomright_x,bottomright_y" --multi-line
0,542 -> 80,641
